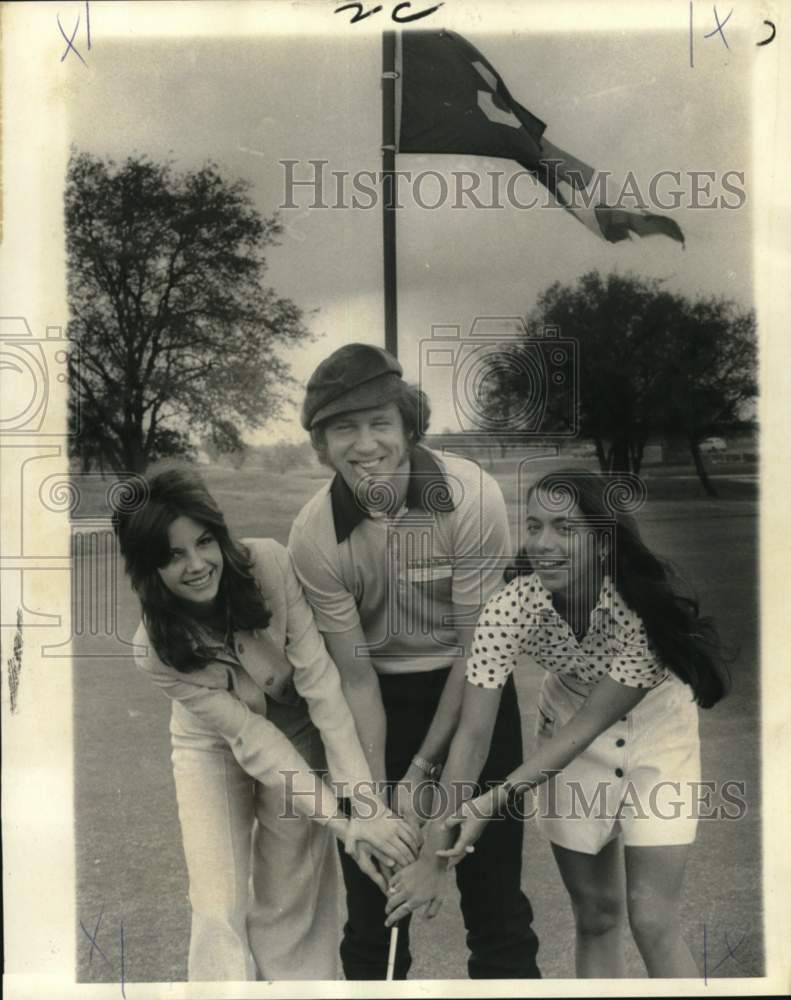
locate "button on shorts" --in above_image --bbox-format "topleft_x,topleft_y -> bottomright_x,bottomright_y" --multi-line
534,669 -> 701,854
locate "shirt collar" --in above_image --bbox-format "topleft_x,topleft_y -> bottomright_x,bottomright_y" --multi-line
527,572 -> 618,623
330,446 -> 456,544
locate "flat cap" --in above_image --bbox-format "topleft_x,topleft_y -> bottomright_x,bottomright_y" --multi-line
301,343 -> 405,429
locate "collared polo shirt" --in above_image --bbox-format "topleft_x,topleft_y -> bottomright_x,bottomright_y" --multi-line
288,447 -> 511,674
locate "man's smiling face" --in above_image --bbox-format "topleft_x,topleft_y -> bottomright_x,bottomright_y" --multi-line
323,402 -> 411,508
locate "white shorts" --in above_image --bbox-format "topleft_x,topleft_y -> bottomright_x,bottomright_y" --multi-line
534,670 -> 701,855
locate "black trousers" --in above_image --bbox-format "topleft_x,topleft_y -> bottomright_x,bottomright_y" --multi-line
338,669 -> 541,980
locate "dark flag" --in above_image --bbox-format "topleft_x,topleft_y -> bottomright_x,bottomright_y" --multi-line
396,30 -> 684,246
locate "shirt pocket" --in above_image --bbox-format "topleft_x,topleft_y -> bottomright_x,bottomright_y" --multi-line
405,564 -> 453,618
536,688 -> 556,738
536,705 -> 555,738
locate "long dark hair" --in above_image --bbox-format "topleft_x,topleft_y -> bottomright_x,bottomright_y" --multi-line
506,469 -> 729,708
114,467 -> 271,672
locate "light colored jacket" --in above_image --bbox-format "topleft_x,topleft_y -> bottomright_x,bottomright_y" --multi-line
134,538 -> 372,800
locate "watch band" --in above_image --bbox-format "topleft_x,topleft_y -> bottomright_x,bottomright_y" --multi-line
496,778 -> 533,811
411,754 -> 441,780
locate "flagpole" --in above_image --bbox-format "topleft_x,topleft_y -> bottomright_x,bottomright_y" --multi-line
382,30 -> 398,359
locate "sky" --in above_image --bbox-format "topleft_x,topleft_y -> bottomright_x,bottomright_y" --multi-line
61,1 -> 755,443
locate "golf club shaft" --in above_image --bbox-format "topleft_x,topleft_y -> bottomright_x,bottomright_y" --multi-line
386,924 -> 399,980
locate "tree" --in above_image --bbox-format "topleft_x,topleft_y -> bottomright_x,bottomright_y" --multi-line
201,420 -> 249,470
267,441 -> 313,475
658,295 -> 757,496
475,271 -> 757,493
66,151 -> 311,473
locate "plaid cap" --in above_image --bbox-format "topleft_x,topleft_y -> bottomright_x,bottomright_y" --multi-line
301,343 -> 405,429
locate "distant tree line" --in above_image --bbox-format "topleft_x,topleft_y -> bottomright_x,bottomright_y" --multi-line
200,438 -> 315,475
476,271 -> 757,497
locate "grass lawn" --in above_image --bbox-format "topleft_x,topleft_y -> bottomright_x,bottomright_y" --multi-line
73,456 -> 761,982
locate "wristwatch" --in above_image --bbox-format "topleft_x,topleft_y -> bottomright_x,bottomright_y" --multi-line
411,754 -> 442,781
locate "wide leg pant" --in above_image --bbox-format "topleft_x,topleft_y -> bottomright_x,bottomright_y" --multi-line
170,699 -> 342,981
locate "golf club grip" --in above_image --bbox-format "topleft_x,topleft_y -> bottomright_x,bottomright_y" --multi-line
385,924 -> 399,980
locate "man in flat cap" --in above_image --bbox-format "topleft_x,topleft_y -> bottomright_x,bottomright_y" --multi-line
288,343 -> 540,980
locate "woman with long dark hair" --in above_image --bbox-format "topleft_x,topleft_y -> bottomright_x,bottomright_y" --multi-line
384,469 -> 728,978
115,467 -> 417,981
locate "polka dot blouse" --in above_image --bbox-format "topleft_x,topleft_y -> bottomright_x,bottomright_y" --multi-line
466,573 -> 668,691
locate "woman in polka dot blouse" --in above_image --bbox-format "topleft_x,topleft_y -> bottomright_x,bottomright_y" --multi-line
385,469 -> 729,978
